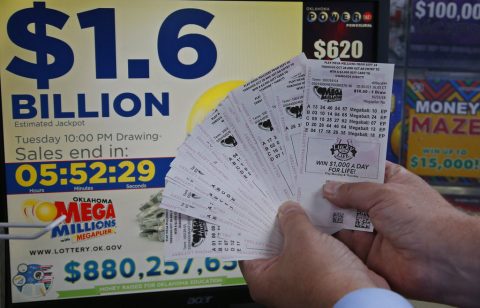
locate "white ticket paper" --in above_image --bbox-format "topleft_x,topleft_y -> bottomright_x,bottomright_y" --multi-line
263,71 -> 306,185
164,211 -> 275,260
224,54 -> 306,203
162,54 -> 395,260
297,60 -> 394,231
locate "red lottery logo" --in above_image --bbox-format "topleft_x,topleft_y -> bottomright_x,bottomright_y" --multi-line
363,11 -> 373,23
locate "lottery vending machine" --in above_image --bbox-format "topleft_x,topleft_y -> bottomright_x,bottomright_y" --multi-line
0,1 -> 389,307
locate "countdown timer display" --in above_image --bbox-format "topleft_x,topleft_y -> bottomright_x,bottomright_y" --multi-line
6,158 -> 170,194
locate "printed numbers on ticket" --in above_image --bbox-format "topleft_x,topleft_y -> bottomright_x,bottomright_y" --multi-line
297,60 -> 394,232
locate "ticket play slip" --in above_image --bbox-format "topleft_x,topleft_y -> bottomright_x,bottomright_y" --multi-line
263,71 -> 306,185
161,55 -> 395,260
296,60 -> 394,232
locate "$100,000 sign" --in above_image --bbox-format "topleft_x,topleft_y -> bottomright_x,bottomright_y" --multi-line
0,0 -> 303,302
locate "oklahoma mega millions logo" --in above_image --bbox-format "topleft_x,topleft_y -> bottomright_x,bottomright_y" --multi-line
330,139 -> 357,161
21,197 -> 117,242
191,218 -> 207,248
220,135 -> 237,147
286,104 -> 303,118
314,86 -> 343,102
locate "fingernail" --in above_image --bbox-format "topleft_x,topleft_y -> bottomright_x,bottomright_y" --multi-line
278,201 -> 301,219
323,181 -> 342,197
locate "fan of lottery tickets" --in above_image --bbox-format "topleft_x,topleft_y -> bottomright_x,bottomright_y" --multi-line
161,54 -> 394,260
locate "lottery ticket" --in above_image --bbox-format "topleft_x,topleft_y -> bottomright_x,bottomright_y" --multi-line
162,184 -> 282,254
224,54 -> 306,203
165,149 -> 283,246
161,193 -> 277,255
217,99 -> 283,204
263,71 -> 306,185
162,183 -> 249,235
173,143 -> 277,229
162,54 -> 395,260
187,126 -> 276,219
164,211 -> 275,260
296,60 -> 394,231
260,89 -> 295,194
165,164 -> 275,240
194,109 -> 274,206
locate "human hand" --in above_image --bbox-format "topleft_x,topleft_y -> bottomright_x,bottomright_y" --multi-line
323,162 -> 480,307
240,202 -> 389,308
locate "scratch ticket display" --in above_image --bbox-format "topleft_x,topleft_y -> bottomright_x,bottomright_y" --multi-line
163,55 -> 394,260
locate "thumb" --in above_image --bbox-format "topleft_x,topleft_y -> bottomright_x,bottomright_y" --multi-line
277,201 -> 319,249
322,181 -> 385,213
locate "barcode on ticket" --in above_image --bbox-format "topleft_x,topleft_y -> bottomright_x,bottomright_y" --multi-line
332,212 -> 344,224
354,210 -> 371,229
